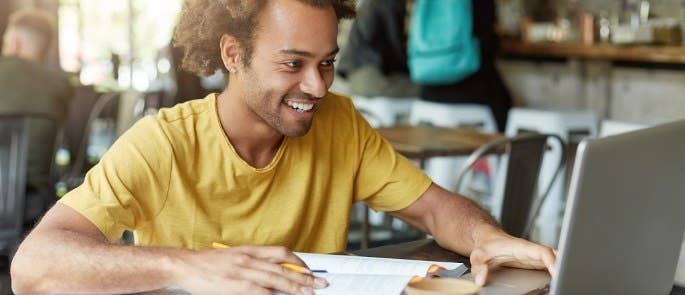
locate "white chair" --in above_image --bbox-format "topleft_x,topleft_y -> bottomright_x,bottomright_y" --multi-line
350,96 -> 417,127
503,108 -> 598,247
599,120 -> 648,137
409,100 -> 498,131
408,100 -> 498,197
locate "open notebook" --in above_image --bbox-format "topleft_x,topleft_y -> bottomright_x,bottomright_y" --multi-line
290,253 -> 465,295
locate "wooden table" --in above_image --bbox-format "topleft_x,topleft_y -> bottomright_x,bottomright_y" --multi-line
376,125 -> 503,168
354,238 -> 471,266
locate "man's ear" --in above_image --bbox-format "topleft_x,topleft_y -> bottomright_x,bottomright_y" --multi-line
219,34 -> 242,74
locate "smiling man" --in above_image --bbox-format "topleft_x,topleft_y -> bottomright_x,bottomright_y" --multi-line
11,1 -> 555,294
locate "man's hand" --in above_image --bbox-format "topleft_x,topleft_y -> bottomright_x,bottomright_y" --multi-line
176,245 -> 328,295
390,184 -> 556,286
469,229 -> 556,286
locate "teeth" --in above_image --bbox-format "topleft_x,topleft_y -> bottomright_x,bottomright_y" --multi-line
285,101 -> 314,112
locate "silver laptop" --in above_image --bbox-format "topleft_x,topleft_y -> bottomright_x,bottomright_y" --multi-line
470,119 -> 685,295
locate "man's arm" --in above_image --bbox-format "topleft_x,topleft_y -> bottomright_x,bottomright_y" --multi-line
390,183 -> 556,285
11,204 -> 325,295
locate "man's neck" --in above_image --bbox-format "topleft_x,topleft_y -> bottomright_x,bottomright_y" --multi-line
216,87 -> 284,169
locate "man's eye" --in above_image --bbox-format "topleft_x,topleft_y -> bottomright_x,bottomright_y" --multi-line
321,59 -> 336,68
285,61 -> 301,68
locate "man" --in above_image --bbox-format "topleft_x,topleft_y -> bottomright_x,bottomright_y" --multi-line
0,9 -> 73,222
11,1 -> 556,295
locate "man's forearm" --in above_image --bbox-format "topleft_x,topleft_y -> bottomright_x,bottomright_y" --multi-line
11,228 -> 189,295
392,184 -> 506,256
430,192 -> 504,256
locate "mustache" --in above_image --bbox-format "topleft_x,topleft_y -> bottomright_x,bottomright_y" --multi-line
283,93 -> 320,101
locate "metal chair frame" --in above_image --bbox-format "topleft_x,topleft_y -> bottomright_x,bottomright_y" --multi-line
455,133 -> 566,238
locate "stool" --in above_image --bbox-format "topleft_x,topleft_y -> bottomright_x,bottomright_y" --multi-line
503,108 -> 598,247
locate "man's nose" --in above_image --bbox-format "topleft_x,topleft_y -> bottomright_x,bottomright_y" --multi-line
300,67 -> 327,98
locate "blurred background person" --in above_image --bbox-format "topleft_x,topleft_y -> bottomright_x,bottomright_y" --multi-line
0,8 -> 74,227
337,0 -> 420,98
338,0 -> 511,131
411,0 -> 512,132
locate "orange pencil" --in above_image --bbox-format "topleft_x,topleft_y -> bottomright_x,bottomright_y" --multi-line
212,242 -> 311,274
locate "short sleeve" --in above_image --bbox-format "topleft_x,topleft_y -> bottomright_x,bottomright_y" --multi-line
352,107 -> 432,212
59,116 -> 172,242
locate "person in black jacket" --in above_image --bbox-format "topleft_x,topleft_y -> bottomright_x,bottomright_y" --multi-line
340,0 -> 512,131
337,0 -> 420,98
0,9 -> 74,221
418,0 -> 512,132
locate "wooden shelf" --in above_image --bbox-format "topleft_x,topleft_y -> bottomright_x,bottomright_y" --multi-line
501,40 -> 685,64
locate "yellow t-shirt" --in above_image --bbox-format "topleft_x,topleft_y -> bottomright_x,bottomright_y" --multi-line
59,92 -> 432,253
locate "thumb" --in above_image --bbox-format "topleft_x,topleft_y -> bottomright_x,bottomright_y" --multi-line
470,263 -> 489,286
469,249 -> 490,286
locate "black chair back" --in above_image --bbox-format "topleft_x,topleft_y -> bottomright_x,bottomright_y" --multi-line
0,115 -> 30,253
455,133 -> 566,238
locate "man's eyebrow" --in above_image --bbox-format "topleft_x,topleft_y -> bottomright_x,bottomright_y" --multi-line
326,47 -> 340,56
278,47 -> 340,58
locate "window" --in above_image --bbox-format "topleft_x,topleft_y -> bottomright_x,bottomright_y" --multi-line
58,0 -> 183,90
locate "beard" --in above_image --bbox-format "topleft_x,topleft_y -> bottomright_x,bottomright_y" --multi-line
242,71 -> 317,137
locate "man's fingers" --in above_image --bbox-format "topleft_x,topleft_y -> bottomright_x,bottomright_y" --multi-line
470,264 -> 488,286
230,280 -> 273,295
510,243 -> 557,272
237,245 -> 308,267
234,266 -> 313,295
248,258 -> 328,289
541,247 -> 557,277
468,234 -> 559,288
469,249 -> 489,286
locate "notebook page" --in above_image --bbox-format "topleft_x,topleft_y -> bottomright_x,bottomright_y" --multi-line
295,252 -> 463,276
274,273 -> 413,295
313,273 -> 412,295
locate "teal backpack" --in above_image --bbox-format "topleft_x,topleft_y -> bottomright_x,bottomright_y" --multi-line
408,0 -> 481,85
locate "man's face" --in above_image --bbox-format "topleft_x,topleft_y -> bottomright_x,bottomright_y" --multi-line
237,0 -> 339,137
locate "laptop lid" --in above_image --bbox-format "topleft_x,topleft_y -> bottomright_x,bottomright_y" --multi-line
551,120 -> 685,295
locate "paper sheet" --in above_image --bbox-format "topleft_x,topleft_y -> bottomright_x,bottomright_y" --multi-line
290,253 -> 464,295
295,252 -> 462,276
313,273 -> 413,295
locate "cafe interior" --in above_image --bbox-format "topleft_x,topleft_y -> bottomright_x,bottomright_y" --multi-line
2,0 -> 685,294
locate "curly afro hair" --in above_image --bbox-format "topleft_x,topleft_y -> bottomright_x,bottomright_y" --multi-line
173,0 -> 356,77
